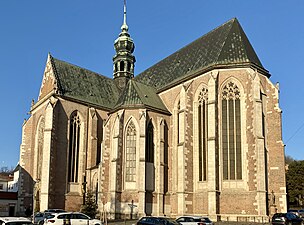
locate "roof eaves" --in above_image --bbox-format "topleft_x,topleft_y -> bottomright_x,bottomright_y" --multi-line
109,104 -> 171,115
156,62 -> 270,93
58,95 -> 113,112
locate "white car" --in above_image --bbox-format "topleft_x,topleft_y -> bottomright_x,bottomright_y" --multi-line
0,217 -> 33,225
176,216 -> 213,225
45,212 -> 102,225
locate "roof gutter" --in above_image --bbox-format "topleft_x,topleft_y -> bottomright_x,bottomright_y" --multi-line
156,62 -> 270,94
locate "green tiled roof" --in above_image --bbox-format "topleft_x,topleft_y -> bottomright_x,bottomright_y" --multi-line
50,56 -> 120,109
135,18 -> 269,91
113,79 -> 170,114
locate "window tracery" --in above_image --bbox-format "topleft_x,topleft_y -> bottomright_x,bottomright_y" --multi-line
68,112 -> 81,183
126,121 -> 136,182
222,81 -> 242,180
198,88 -> 208,181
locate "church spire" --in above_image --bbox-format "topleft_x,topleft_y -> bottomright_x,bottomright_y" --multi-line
113,0 -> 136,90
122,0 -> 128,31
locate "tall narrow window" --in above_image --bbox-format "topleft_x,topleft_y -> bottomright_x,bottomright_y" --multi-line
177,101 -> 181,143
146,121 -> 154,163
198,88 -> 208,181
222,82 -> 242,180
68,112 -> 81,182
126,121 -> 136,182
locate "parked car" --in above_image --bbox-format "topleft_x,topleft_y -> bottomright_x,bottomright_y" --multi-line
0,217 -> 33,225
298,209 -> 304,218
176,216 -> 213,225
34,210 -> 65,225
136,217 -> 180,225
45,212 -> 102,225
272,212 -> 303,225
288,210 -> 301,217
33,212 -> 45,224
44,209 -> 66,214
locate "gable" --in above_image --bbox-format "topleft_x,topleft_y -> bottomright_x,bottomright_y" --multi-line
38,54 -> 58,101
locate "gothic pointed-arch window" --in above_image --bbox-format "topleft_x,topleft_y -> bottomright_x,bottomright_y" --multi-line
68,111 -> 81,183
222,81 -> 242,180
198,88 -> 208,181
146,121 -> 154,163
126,121 -> 136,182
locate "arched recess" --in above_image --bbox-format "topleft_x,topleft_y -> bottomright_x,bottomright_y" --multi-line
34,116 -> 45,181
160,119 -> 169,194
193,84 -> 209,188
123,117 -> 139,190
33,116 -> 45,212
220,78 -> 247,186
145,118 -> 156,216
91,172 -> 98,203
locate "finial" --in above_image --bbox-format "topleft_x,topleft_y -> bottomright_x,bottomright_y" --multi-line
123,0 -> 127,25
121,0 -> 128,31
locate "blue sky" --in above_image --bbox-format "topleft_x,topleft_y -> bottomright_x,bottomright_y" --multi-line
0,1 -> 303,168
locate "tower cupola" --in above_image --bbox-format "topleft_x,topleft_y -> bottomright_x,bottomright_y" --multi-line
113,0 -> 136,89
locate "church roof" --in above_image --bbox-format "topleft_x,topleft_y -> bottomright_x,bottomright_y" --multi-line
50,57 -> 121,110
113,79 -> 170,114
135,18 -> 269,91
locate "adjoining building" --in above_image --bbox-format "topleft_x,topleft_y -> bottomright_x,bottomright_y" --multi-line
18,2 -> 286,222
0,165 -> 19,216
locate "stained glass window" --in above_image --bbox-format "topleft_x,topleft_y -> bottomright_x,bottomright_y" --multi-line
222,82 -> 242,180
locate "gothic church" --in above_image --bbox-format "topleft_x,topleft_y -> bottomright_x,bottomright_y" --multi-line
18,3 -> 286,221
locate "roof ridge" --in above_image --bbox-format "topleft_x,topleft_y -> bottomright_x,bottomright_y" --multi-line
51,55 -> 112,80
215,19 -> 236,64
116,80 -> 142,107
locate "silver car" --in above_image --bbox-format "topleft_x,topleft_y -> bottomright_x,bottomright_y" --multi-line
45,212 -> 102,225
0,217 -> 33,225
176,216 -> 213,225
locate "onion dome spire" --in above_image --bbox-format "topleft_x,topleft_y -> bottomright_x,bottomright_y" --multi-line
113,0 -> 136,90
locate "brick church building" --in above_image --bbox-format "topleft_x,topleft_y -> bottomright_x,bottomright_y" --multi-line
18,2 -> 286,222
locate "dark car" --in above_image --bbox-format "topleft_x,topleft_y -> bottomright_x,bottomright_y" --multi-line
288,210 -> 301,217
298,210 -> 304,218
137,217 -> 180,225
272,212 -> 303,225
